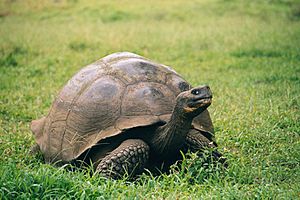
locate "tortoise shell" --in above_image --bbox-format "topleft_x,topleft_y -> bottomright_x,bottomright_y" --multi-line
33,52 -> 214,163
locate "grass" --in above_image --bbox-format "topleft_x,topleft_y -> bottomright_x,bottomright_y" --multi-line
0,0 -> 300,199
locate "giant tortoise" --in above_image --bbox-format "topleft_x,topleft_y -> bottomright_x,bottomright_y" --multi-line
31,52 -> 223,178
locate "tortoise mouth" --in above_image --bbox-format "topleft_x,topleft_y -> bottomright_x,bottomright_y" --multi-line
189,96 -> 212,108
193,95 -> 212,101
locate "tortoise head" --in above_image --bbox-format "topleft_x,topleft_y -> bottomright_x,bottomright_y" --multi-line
176,85 -> 212,117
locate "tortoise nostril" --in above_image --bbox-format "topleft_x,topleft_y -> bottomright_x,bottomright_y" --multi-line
201,85 -> 209,90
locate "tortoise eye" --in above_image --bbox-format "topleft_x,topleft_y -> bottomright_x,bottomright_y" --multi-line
191,89 -> 200,95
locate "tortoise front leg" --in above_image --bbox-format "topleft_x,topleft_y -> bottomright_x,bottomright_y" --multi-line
185,129 -> 225,163
96,139 -> 149,179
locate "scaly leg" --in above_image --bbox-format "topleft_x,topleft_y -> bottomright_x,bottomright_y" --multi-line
185,129 -> 226,164
96,139 -> 149,179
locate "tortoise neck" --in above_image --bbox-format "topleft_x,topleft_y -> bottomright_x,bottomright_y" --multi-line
149,108 -> 193,158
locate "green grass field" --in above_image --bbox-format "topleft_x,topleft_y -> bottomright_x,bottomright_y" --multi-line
1,0 -> 300,199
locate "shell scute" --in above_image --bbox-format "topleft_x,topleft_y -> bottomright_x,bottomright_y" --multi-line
110,58 -> 167,84
66,76 -> 124,135
59,64 -> 101,102
121,82 -> 175,117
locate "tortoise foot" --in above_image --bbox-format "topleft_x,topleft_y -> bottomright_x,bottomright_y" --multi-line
96,139 -> 149,179
185,129 -> 227,166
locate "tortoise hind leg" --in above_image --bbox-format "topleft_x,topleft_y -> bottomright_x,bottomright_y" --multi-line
30,116 -> 46,156
30,116 -> 46,139
29,143 -> 41,155
96,139 -> 149,179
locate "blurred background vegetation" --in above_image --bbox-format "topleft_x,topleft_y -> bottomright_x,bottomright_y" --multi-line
0,0 -> 299,199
